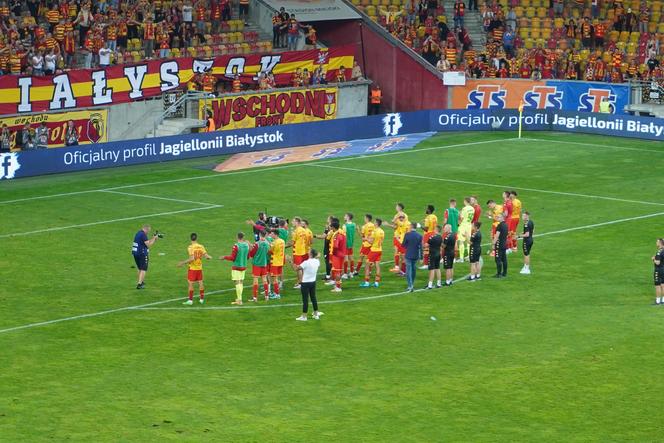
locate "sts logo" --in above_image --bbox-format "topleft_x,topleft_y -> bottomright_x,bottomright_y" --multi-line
466,85 -> 506,109
522,86 -> 563,109
382,113 -> 403,136
579,88 -> 616,113
0,153 -> 20,180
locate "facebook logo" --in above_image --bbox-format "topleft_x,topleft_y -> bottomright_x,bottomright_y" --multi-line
382,113 -> 403,136
0,153 -> 21,180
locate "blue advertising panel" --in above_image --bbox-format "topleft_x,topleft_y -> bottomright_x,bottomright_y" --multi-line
545,81 -> 630,114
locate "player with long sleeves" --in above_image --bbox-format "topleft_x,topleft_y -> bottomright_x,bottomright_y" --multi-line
457,198 -> 475,263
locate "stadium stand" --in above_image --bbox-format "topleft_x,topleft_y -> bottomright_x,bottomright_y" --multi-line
0,0 -> 276,75
353,0 -> 664,82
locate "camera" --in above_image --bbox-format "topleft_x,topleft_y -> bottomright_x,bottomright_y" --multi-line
154,230 -> 165,238
266,216 -> 287,228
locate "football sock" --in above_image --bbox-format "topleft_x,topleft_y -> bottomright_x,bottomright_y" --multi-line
423,254 -> 429,265
343,262 -> 348,274
273,282 -> 280,295
188,290 -> 194,300
356,260 -> 363,274
199,290 -> 204,300
252,283 -> 258,297
263,283 -> 269,297
350,260 -> 355,273
400,262 -> 406,273
394,255 -> 399,267
235,283 -> 243,299
458,243 -> 465,261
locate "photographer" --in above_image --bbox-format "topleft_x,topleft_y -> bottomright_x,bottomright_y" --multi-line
132,224 -> 160,289
246,212 -> 268,241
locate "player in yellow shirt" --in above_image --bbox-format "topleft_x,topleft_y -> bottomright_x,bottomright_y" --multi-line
457,197 -> 476,263
420,205 -> 438,270
302,219 -> 314,254
355,214 -> 376,277
486,199 -> 504,257
269,229 -> 286,299
509,190 -> 522,251
288,217 -> 308,288
360,218 -> 385,287
386,203 -> 408,274
178,233 -> 212,305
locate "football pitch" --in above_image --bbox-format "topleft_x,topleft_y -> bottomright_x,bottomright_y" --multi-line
1,131 -> 663,442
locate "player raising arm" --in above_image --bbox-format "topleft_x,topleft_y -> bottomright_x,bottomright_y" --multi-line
221,232 -> 250,305
178,233 -> 212,305
360,218 -> 385,288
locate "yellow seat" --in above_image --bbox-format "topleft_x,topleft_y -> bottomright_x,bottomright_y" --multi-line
519,28 -> 529,38
616,41 -> 626,51
620,62 -> 628,73
522,0 -> 531,6
602,51 -> 611,63
658,23 -> 664,34
536,6 -> 547,17
531,17 -> 541,27
526,6 -> 535,17
381,0 -> 390,5
531,27 -> 541,38
580,49 -> 589,60
525,37 -> 534,49
554,17 -> 564,28
629,31 -> 639,42
541,28 -> 551,39
648,22 -> 657,33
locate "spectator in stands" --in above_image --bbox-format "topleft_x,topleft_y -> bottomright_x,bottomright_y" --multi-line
553,0 -> 564,16
272,11 -> 283,48
505,7 -> 516,32
65,120 -> 79,146
35,122 -> 49,149
239,0 -> 250,26
422,36 -> 439,66
503,26 -> 514,57
99,42 -> 112,68
468,0 -> 478,12
436,54 -> 451,72
335,66 -> 347,83
74,3 -> 94,49
31,49 -> 44,76
453,0 -> 465,29
44,48 -> 57,75
351,60 -> 364,80
287,14 -> 300,51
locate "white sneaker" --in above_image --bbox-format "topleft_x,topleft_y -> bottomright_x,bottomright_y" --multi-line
419,265 -> 428,270
324,280 -> 336,286
331,287 -> 342,293
182,299 -> 193,305
506,249 -> 513,254
295,316 -> 307,321
293,284 -> 301,289
313,312 -> 324,320
199,298 -> 205,304
341,273 -> 349,279
521,268 -> 531,275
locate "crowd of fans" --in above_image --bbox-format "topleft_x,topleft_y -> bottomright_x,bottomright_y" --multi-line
362,0 -> 664,82
0,0 -> 272,76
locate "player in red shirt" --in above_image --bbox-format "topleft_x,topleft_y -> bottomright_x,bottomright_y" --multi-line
329,217 -> 347,292
470,195 -> 482,223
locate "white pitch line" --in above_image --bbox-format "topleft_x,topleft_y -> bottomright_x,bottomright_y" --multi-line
99,189 -> 218,207
523,137 -> 664,154
0,205 -> 223,238
311,164 -> 664,207
2,209 -> 663,334
0,138 -> 509,205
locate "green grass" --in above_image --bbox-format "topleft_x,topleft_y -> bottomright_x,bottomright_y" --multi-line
1,131 -> 664,442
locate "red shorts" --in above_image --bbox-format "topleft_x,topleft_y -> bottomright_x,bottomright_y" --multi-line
331,255 -> 344,271
187,269 -> 203,282
368,251 -> 382,263
293,254 -> 307,265
508,218 -> 519,233
270,265 -> 283,276
252,265 -> 268,277
360,246 -> 371,256
393,237 -> 406,254
346,248 -> 353,256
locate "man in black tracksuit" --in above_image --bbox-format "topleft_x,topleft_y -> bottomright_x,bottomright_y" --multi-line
493,214 -> 508,278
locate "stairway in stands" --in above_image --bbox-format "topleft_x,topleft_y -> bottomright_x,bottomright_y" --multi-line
441,0 -> 486,51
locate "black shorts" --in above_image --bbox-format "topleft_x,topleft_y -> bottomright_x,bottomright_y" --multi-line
428,255 -> 441,270
523,240 -> 533,256
469,246 -> 481,263
133,253 -> 148,271
443,254 -> 454,270
655,269 -> 664,286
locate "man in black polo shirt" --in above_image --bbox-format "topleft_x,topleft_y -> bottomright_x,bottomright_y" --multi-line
246,212 -> 268,241
132,224 -> 159,289
493,214 -> 508,278
442,224 -> 456,286
425,225 -> 443,289
519,211 -> 535,275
